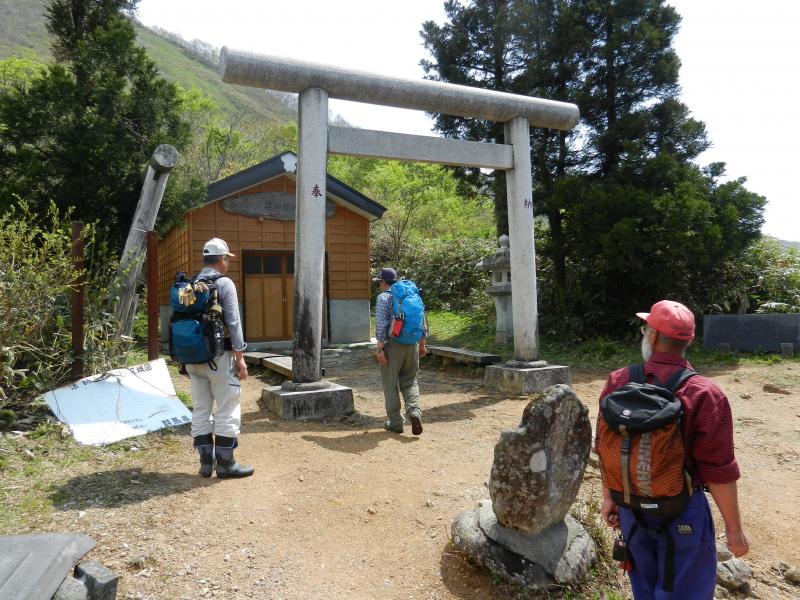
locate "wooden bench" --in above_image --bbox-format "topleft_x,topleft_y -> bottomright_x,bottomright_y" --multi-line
426,345 -> 502,366
242,352 -> 282,366
261,355 -> 293,377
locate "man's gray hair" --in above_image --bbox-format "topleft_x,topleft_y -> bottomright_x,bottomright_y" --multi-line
203,254 -> 223,265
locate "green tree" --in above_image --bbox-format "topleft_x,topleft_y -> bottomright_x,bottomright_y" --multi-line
0,57 -> 45,92
421,0 -> 530,237
0,0 -> 189,248
423,0 -> 766,336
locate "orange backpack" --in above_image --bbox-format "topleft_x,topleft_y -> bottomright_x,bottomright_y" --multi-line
597,364 -> 696,518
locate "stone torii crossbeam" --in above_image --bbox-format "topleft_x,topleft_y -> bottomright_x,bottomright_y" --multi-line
220,49 -> 579,411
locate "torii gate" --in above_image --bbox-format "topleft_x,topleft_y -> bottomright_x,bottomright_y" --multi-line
220,49 -> 579,407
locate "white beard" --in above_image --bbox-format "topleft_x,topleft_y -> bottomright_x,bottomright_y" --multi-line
641,334 -> 654,361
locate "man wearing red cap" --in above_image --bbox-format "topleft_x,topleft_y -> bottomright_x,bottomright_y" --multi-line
598,300 -> 749,599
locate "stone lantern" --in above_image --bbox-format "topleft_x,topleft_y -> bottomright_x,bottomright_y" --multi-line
476,235 -> 514,344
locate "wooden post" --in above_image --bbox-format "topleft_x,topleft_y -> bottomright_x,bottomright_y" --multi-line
146,230 -> 159,361
115,144 -> 179,337
71,222 -> 85,380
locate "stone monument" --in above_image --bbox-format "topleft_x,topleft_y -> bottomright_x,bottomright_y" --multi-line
451,385 -> 597,590
476,235 -> 513,344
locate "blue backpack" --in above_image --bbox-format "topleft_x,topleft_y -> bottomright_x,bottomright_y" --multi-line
169,272 -> 226,369
389,279 -> 426,344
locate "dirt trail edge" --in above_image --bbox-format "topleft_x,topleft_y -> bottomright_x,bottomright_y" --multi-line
34,351 -> 800,599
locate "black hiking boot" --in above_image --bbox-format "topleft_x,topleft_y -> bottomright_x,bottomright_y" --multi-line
193,433 -> 215,478
383,420 -> 404,434
214,436 -> 254,479
410,410 -> 423,436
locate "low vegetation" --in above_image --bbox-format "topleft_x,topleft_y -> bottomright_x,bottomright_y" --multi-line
0,204 -> 129,428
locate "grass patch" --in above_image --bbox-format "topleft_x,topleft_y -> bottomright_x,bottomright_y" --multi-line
0,420 -> 189,535
176,390 -> 193,409
426,310 -> 800,372
427,310 -> 511,355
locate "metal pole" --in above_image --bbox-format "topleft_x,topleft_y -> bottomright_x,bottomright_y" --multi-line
505,117 -> 539,362
71,222 -> 85,380
146,230 -> 159,361
290,87 -> 329,383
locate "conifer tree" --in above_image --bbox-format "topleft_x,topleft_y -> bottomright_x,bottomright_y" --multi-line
0,0 -> 189,247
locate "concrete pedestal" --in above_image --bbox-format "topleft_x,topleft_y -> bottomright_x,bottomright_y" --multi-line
484,364 -> 571,395
259,382 -> 354,420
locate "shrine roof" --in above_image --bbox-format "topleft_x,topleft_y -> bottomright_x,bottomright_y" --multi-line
206,151 -> 386,221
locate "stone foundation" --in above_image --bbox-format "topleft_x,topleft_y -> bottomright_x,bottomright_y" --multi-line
259,382 -> 354,420
451,499 -> 596,591
484,364 -> 571,395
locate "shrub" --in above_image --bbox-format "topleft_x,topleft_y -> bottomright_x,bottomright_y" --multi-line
0,203 -> 130,428
374,236 -> 496,311
704,237 -> 800,315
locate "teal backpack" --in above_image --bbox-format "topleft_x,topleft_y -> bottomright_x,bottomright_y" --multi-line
169,272 -> 226,369
389,280 -> 426,344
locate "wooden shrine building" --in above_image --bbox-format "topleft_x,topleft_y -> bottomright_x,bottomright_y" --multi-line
158,151 -> 386,345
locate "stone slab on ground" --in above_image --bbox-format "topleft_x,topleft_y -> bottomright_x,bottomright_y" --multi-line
0,533 -> 95,600
259,383 -> 354,420
451,502 -> 596,591
53,576 -> 89,600
484,364 -> 571,394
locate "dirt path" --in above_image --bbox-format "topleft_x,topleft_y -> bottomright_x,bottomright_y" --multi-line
38,350 -> 800,599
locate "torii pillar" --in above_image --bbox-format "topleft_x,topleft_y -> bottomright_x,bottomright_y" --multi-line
220,50 -> 578,410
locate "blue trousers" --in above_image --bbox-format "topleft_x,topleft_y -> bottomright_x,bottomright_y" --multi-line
619,491 -> 717,600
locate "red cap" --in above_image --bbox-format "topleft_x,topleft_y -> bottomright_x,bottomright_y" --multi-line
636,300 -> 695,341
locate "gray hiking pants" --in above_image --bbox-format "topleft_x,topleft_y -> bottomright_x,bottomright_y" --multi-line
187,351 -> 242,438
380,340 -> 421,428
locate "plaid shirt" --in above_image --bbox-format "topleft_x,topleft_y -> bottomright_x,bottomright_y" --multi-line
375,291 -> 393,343
375,289 -> 427,343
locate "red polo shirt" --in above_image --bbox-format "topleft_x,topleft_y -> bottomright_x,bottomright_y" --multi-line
597,351 -> 740,487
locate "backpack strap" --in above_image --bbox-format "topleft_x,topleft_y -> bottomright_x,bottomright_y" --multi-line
627,363 -> 646,384
194,272 -> 224,285
630,511 -> 678,592
663,368 -> 697,394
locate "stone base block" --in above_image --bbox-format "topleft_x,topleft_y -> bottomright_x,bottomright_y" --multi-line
259,382 -> 354,420
484,364 -> 571,394
451,500 -> 596,591
74,560 -> 119,600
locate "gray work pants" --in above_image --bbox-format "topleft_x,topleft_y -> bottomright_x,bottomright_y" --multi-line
187,351 -> 242,438
380,340 -> 421,428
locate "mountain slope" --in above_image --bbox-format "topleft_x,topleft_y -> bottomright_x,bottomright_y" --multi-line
0,0 -> 292,122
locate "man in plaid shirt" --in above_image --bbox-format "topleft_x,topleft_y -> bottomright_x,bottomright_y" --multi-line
374,267 -> 427,435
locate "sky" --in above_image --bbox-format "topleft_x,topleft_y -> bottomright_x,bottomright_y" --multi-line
136,0 -> 799,242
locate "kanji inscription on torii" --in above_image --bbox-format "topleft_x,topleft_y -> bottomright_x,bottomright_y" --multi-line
311,184 -> 323,198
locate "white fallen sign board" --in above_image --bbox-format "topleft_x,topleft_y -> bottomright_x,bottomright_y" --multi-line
42,358 -> 191,446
